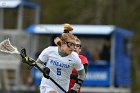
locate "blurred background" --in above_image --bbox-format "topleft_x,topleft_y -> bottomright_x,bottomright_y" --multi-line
0,0 -> 140,93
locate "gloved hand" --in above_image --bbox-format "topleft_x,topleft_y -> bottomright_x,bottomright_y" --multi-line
67,89 -> 77,93
22,56 -> 36,66
43,67 -> 50,79
20,48 -> 36,66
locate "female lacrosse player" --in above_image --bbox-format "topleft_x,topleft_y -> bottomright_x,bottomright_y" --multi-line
35,23 -> 85,93
69,37 -> 88,93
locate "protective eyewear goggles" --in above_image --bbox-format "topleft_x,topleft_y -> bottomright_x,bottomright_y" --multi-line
63,41 -> 81,49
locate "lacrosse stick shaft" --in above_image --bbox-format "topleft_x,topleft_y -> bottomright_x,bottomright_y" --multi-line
34,64 -> 67,93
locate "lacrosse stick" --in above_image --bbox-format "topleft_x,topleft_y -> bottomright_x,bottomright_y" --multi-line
0,39 -> 67,93
0,38 -> 20,54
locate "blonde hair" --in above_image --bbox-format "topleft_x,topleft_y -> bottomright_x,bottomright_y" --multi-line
75,36 -> 81,44
54,23 -> 76,46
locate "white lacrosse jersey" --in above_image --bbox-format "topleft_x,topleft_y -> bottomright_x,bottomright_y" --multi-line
38,46 -> 84,93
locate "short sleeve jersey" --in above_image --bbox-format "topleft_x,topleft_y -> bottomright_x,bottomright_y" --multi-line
38,46 -> 84,92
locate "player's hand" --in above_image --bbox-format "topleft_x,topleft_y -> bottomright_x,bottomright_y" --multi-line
43,67 -> 50,79
22,56 -> 36,66
67,89 -> 77,93
20,48 -> 36,66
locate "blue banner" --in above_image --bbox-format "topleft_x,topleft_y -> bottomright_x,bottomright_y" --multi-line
83,67 -> 110,87
31,68 -> 42,86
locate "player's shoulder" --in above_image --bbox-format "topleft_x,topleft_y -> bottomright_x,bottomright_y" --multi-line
70,51 -> 80,60
79,54 -> 87,59
47,46 -> 58,50
79,54 -> 88,64
71,51 -> 79,56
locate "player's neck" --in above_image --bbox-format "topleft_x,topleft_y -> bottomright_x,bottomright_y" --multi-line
58,47 -> 68,57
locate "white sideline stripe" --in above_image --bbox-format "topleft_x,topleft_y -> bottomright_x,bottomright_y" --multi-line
0,0 -> 21,8
81,87 -> 131,93
28,24 -> 115,35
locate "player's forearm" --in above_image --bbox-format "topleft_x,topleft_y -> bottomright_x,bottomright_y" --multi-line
72,69 -> 85,91
36,58 -> 46,70
84,64 -> 88,74
36,58 -> 50,79
77,69 -> 86,80
70,64 -> 88,80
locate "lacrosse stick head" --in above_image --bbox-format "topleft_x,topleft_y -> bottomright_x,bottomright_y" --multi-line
0,38 -> 20,54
